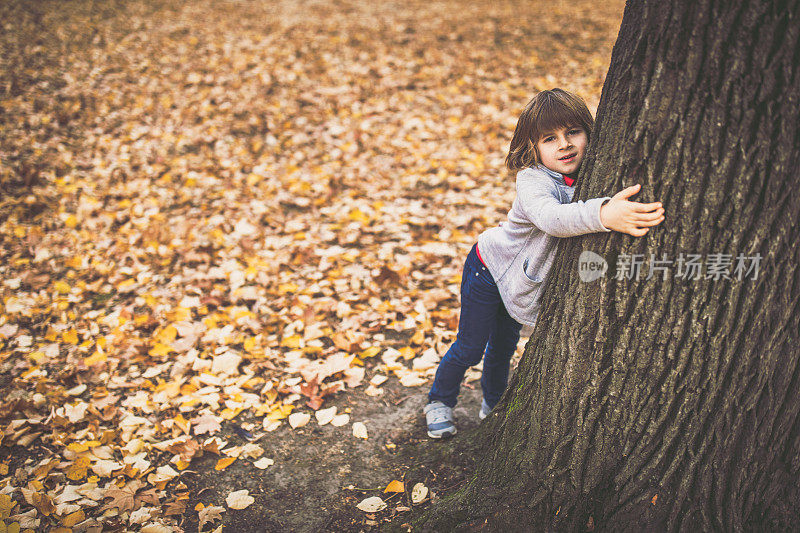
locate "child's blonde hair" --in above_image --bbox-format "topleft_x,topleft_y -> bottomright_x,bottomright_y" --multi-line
505,88 -> 594,171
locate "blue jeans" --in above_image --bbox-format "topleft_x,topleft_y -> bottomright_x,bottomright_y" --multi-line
428,243 -> 523,409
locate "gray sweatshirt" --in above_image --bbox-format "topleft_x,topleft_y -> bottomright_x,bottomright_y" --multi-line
476,165 -> 612,327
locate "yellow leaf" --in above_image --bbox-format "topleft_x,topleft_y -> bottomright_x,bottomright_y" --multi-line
233,309 -> 254,320
214,457 -> 236,471
62,329 -> 79,345
410,330 -> 425,345
156,325 -> 177,344
66,456 -> 90,481
195,502 -> 205,511
140,294 -> 156,308
384,480 -> 404,493
360,346 -> 381,359
179,398 -> 200,410
280,335 -> 302,349
174,414 -> 190,434
53,281 -> 71,294
246,173 -> 261,186
64,215 -> 78,228
266,404 -> 293,421
254,403 -> 271,417
243,337 -> 257,353
62,509 -> 85,527
166,306 -> 191,321
67,442 -> 89,453
149,342 -> 174,357
348,208 -> 370,224
399,347 -> 416,361
278,282 -> 298,294
84,350 -> 106,366
0,493 -> 15,519
303,345 -> 323,355
21,367 -> 41,379
220,408 -> 242,420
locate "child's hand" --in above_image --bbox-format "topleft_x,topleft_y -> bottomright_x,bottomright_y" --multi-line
599,184 -> 665,236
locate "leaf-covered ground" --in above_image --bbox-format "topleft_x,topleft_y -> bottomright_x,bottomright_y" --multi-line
0,0 -> 624,530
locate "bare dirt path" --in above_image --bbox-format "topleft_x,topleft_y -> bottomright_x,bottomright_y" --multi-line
179,379 -> 485,532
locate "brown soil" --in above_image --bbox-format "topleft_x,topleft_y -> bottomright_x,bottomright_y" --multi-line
178,381 -> 483,532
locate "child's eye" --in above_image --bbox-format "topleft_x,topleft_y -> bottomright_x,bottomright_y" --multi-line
568,129 -> 582,135
543,136 -> 555,142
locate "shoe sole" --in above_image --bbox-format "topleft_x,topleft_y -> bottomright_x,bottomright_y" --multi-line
427,428 -> 457,438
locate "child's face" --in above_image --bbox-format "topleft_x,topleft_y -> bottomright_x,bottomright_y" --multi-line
535,125 -> 588,177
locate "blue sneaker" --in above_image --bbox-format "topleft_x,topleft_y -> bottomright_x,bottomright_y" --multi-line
479,399 -> 491,420
424,401 -> 456,438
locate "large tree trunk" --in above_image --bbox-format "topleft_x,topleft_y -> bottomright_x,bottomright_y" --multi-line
419,0 -> 800,531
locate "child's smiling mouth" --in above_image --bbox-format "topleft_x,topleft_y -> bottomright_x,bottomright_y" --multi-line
559,154 -> 577,162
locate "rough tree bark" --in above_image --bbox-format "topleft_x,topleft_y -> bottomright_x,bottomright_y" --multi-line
418,0 -> 800,531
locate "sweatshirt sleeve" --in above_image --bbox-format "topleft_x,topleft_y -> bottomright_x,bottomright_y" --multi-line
515,171 -> 613,238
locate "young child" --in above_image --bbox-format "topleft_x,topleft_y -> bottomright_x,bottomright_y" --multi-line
424,88 -> 665,438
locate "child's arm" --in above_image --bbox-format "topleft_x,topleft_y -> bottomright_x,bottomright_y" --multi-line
517,174 -> 664,238
516,175 -> 612,237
